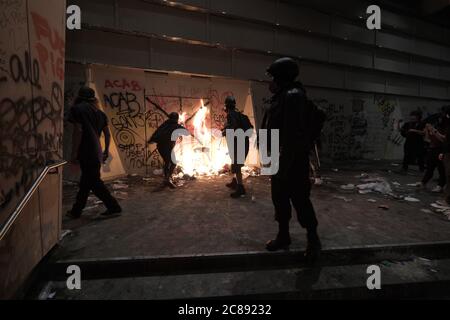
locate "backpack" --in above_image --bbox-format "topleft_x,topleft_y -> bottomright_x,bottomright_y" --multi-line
239,112 -> 254,131
306,99 -> 327,148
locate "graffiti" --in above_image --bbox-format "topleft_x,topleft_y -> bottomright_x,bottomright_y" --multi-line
0,2 -> 65,219
348,99 -> 368,159
376,96 -> 396,128
9,51 -> 41,89
105,79 -> 142,91
30,11 -> 65,81
0,79 -> 63,209
0,0 -> 26,29
316,98 -> 370,160
104,92 -> 142,118
208,89 -> 233,129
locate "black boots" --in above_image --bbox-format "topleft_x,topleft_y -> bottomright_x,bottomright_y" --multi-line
266,224 -> 322,263
230,184 -> 246,198
265,235 -> 291,251
266,222 -> 291,251
226,178 -> 238,189
305,228 -> 322,264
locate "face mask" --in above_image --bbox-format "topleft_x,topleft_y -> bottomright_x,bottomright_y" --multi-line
269,81 -> 278,94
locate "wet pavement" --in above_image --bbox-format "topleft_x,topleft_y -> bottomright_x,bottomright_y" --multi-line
55,160 -> 450,261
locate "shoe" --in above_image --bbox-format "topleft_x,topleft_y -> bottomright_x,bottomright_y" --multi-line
226,178 -> 238,189
305,235 -> 322,264
66,210 -> 81,219
164,180 -> 177,189
266,236 -> 291,252
230,184 -> 246,198
432,186 -> 443,193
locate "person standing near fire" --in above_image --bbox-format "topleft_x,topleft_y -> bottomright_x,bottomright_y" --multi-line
222,96 -> 253,198
400,110 -> 426,173
67,86 -> 122,219
262,57 -> 321,262
148,112 -> 189,189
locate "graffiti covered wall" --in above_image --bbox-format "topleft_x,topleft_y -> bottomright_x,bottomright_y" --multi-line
0,0 -> 66,299
90,65 -> 257,176
307,88 -> 447,160
0,0 -> 65,226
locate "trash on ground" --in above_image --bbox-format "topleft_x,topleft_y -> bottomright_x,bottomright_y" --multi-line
367,199 -> 377,203
431,202 -> 450,209
407,182 -> 422,187
391,163 -> 400,167
392,181 -> 401,186
114,191 -> 128,200
355,173 -> 369,179
357,179 -> 393,195
112,183 -> 129,190
430,269 -> 438,273
416,257 -> 431,263
143,177 -> 154,182
378,205 -> 389,210
340,184 -> 355,190
334,195 -> 352,202
332,168 -> 339,172
404,197 -> 420,202
358,190 -> 372,194
421,209 -> 433,214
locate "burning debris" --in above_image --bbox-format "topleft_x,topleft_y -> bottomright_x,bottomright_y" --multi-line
173,99 -> 232,177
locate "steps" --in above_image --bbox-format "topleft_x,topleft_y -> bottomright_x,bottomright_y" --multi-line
32,242 -> 450,300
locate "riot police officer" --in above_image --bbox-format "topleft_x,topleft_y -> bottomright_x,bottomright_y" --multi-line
262,57 -> 321,262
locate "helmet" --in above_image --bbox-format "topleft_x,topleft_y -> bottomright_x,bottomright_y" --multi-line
266,57 -> 299,83
169,112 -> 179,121
77,86 -> 97,102
225,96 -> 236,109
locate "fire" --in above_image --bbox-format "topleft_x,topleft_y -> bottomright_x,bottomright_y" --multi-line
173,99 -> 231,176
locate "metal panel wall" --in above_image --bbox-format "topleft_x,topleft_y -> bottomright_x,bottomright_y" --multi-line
66,0 -> 450,101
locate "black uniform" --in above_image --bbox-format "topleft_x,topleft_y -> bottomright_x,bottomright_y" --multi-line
150,118 -> 187,179
223,108 -> 250,173
68,101 -> 121,216
401,121 -> 426,171
262,81 -> 318,230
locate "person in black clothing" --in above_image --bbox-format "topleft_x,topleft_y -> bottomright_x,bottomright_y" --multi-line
400,111 -> 426,172
421,115 -> 446,192
262,57 -> 321,261
67,86 -> 122,218
148,112 -> 188,188
438,106 -> 450,204
222,96 -> 251,198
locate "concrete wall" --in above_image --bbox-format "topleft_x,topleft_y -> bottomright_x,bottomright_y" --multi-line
65,0 -> 450,160
0,0 -> 66,299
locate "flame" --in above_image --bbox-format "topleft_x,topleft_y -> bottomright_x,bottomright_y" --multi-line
174,99 -> 231,176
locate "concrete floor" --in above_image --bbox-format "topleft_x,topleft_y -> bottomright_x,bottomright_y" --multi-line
55,161 -> 450,261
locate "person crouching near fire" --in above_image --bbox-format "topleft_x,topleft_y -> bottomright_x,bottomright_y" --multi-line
148,112 -> 189,189
222,96 -> 254,198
